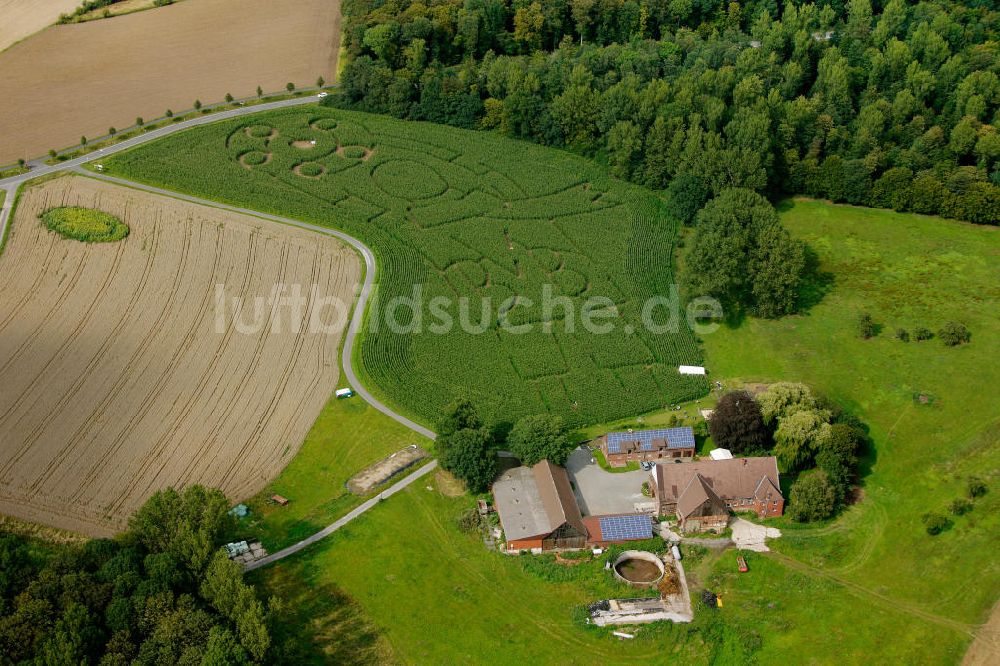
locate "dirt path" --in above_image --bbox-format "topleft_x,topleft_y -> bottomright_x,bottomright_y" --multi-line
245,461 -> 438,571
768,551 -> 978,638
963,599 -> 1000,665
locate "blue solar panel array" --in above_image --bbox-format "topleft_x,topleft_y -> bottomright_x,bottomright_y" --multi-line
598,514 -> 653,541
605,427 -> 695,453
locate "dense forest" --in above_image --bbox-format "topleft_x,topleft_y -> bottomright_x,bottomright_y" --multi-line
0,487 -> 275,665
332,0 -> 1000,226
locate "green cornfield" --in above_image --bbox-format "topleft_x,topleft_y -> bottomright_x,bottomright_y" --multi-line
104,108 -> 706,426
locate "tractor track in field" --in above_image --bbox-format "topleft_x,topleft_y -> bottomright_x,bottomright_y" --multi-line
0,99 -> 434,562
768,551 -> 978,638
24,221 -> 163,495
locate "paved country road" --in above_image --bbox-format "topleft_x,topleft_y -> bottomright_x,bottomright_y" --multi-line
0,96 -> 318,242
0,98 -> 438,570
81,169 -> 436,443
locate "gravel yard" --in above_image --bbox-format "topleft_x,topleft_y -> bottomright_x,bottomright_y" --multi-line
565,446 -> 651,516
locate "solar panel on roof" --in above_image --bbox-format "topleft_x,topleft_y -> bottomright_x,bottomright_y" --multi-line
598,514 -> 652,541
606,427 -> 695,453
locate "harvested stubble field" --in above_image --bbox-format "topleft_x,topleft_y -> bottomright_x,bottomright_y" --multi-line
0,0 -> 80,52
0,175 -> 360,536
0,0 -> 341,164
105,107 -> 708,427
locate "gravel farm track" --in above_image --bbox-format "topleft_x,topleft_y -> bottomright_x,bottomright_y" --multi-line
0,0 -> 341,164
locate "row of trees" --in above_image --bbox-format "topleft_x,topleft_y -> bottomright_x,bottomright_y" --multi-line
436,398 -> 575,491
0,487 -> 274,664
334,0 -> 1000,225
708,383 -> 868,521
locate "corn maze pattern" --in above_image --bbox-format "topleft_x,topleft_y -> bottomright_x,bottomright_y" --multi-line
107,108 -> 707,425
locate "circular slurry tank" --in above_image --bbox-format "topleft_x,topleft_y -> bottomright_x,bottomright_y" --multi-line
612,550 -> 665,587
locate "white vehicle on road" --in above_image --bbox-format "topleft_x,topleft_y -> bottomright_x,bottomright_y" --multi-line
317,91 -> 328,98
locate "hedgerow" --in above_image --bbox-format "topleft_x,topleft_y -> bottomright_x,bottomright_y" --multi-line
104,107 -> 706,426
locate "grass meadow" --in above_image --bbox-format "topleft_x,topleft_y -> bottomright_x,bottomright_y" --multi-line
699,199 -> 1000,663
240,395 -> 431,552
246,198 -> 998,664
250,483 -> 715,665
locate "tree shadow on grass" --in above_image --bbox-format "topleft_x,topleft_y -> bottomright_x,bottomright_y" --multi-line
796,245 -> 835,312
251,552 -> 390,665
849,415 -> 879,500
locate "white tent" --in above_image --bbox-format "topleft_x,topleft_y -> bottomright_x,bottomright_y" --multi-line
709,448 -> 733,460
678,365 -> 706,375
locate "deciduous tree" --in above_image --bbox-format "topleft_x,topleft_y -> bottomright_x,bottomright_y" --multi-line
508,414 -> 572,466
790,470 -> 837,522
439,427 -> 497,492
707,391 -> 771,455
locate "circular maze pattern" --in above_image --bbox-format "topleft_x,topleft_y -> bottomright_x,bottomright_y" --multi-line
245,125 -> 277,139
311,118 -> 338,131
294,162 -> 326,179
372,159 -> 447,200
240,151 -> 271,168
342,145 -> 368,159
128,109 -> 708,428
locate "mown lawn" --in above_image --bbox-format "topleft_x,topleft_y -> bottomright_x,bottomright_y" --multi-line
700,199 -> 1000,662
239,395 -> 431,551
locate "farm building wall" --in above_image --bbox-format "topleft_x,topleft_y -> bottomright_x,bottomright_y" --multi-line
661,496 -> 785,519
722,497 -> 784,518
680,513 -> 729,533
507,537 -> 544,551
603,446 -> 695,468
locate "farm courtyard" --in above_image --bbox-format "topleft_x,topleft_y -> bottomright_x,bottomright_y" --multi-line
0,175 -> 360,535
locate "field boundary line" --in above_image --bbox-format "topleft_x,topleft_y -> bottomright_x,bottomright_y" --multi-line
77,169 -> 437,441
0,98 -> 441,570
0,96 -> 321,245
